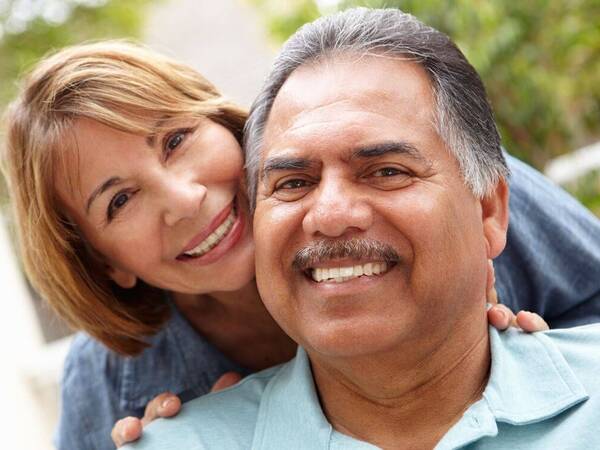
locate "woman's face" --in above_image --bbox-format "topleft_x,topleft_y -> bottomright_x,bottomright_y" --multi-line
56,117 -> 255,294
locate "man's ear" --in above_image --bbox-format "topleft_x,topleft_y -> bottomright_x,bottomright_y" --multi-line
107,266 -> 137,289
481,178 -> 509,260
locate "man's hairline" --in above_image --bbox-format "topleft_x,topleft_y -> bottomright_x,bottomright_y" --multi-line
249,51 -> 468,197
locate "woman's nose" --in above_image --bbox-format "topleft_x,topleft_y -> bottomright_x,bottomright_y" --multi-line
161,179 -> 208,227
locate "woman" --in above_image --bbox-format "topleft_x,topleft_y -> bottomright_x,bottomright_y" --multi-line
2,41 -> 598,450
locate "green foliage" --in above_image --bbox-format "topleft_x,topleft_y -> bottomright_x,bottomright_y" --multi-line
0,0 -> 155,108
249,0 -> 600,170
248,0 -> 321,43
565,169 -> 600,216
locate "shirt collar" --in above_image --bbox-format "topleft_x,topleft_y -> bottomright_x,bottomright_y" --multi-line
438,326 -> 589,449
252,346 -> 333,450
252,327 -> 589,450
484,327 -> 588,424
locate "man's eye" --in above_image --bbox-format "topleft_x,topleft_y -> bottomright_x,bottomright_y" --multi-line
107,191 -> 132,221
373,167 -> 405,177
276,179 -> 310,190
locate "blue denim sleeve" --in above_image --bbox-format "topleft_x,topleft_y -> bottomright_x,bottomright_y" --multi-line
54,334 -> 143,450
495,155 -> 600,327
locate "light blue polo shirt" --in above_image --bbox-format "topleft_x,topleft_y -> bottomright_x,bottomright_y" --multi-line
125,324 -> 600,450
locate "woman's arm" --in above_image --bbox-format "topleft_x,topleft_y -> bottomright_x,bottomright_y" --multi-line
497,154 -> 600,326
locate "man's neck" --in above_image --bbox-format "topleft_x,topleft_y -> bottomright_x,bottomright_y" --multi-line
309,317 -> 490,450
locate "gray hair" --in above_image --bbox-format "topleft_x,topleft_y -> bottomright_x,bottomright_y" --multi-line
244,7 -> 509,209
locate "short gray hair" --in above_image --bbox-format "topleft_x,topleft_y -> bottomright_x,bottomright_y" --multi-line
244,7 -> 509,208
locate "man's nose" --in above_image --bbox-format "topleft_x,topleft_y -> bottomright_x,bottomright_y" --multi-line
302,178 -> 373,237
160,177 -> 208,227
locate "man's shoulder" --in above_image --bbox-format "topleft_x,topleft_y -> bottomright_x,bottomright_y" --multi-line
127,364 -> 285,450
541,322 -> 600,341
536,324 -> 600,382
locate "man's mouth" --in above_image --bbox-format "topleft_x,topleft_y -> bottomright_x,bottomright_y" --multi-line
308,261 -> 390,283
179,203 -> 237,259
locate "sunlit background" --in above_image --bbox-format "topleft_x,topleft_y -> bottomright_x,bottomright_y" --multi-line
0,1 -> 598,448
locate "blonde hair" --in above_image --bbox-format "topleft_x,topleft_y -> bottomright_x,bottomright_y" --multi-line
1,40 -> 247,355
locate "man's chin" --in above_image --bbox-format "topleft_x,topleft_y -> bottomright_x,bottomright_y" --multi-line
299,318 -> 412,360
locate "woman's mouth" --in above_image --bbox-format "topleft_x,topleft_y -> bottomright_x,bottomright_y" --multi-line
176,197 -> 246,265
180,206 -> 237,258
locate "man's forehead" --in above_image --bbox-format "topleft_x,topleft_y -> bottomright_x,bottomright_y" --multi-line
261,54 -> 436,162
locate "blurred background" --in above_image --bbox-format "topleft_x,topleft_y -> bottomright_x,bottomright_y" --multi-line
0,0 -> 598,448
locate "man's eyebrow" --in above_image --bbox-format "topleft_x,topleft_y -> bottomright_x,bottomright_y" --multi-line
351,141 -> 431,165
260,157 -> 317,179
86,176 -> 122,214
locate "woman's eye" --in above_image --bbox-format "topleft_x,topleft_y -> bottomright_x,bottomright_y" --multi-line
163,129 -> 190,157
107,192 -> 131,221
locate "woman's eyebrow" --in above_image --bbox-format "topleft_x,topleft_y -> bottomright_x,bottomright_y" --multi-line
86,176 -> 123,214
145,116 -> 170,148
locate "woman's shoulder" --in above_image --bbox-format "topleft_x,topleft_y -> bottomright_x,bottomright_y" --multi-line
57,332 -> 138,450
62,305 -> 250,409
62,332 -> 122,389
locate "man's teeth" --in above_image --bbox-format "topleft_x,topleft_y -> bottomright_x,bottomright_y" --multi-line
311,262 -> 388,283
183,209 -> 236,257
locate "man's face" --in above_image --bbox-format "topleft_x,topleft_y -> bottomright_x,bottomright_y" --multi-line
253,55 -> 507,359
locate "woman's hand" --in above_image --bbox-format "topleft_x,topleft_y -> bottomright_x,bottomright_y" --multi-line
488,304 -> 549,332
111,372 -> 241,448
486,260 -> 549,332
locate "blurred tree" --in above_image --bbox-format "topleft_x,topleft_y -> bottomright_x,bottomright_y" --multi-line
248,0 -> 600,170
565,170 -> 600,216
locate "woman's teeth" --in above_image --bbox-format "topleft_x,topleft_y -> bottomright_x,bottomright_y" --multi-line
311,262 -> 388,283
183,208 -> 236,257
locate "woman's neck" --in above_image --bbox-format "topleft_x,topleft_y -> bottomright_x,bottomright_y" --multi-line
172,281 -> 296,371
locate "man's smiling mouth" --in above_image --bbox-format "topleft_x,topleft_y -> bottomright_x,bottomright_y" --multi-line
309,261 -> 390,283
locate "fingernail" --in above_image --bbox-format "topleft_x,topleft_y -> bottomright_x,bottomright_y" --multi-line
161,398 -> 174,409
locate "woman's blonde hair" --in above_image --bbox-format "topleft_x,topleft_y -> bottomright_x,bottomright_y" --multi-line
0,40 -> 247,355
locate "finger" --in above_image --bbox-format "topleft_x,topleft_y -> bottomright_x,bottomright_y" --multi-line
141,392 -> 181,426
211,372 -> 242,393
111,417 -> 142,448
487,286 -> 499,305
486,260 -> 498,305
516,311 -> 550,332
487,304 -> 517,330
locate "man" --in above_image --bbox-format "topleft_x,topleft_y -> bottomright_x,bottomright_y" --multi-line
126,8 -> 600,449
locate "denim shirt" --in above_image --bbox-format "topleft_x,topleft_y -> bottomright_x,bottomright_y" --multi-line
54,302 -> 250,450
495,156 -> 600,326
54,155 -> 600,450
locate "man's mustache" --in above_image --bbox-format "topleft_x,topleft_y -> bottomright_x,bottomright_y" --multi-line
292,238 -> 401,271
